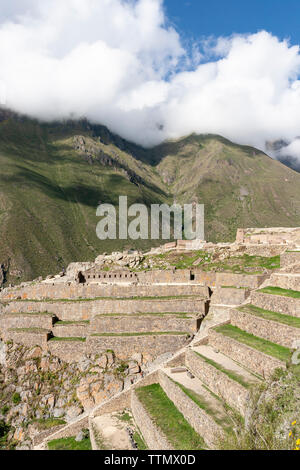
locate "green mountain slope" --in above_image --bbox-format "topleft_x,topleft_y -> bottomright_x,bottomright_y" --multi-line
0,112 -> 300,284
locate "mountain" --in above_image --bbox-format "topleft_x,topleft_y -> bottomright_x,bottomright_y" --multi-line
1,110 -> 300,284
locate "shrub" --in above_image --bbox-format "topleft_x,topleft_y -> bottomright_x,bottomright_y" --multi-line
12,393 -> 21,405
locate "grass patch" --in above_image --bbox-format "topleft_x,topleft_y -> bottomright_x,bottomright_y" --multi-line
55,320 -> 90,325
259,287 -> 300,299
116,411 -> 133,424
238,305 -> 300,328
200,254 -> 279,275
133,429 -> 148,450
12,393 -> 21,405
48,436 -> 91,451
30,418 -> 66,430
136,384 -> 205,450
145,253 -> 280,274
215,324 -> 291,362
221,286 -> 248,290
91,332 -> 190,337
194,351 -> 252,389
49,337 -> 86,342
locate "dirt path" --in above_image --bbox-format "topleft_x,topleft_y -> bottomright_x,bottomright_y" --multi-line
93,413 -> 133,450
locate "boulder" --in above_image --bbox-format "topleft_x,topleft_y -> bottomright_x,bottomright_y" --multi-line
75,431 -> 85,442
66,406 -> 83,421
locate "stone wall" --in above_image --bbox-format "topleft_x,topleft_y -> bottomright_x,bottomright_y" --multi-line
0,313 -> 54,331
236,227 -> 300,246
215,273 -> 267,289
192,272 -> 266,289
250,292 -> 300,317
139,269 -> 192,284
211,287 -> 250,306
208,329 -> 286,378
5,298 -> 207,321
131,390 -> 173,450
47,340 -> 87,362
86,334 -> 191,363
41,334 -> 190,364
281,251 -> 300,269
0,283 -> 210,301
52,323 -> 88,338
231,309 -> 300,349
92,371 -> 159,419
185,349 -> 248,415
200,305 -> 231,335
269,273 -> 300,291
34,415 -> 89,448
3,329 -> 51,349
158,371 -> 222,448
89,315 -> 200,335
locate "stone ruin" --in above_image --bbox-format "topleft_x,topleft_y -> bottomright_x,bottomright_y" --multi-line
0,227 -> 299,450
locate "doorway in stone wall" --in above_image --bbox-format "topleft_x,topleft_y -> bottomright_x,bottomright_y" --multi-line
78,271 -> 86,284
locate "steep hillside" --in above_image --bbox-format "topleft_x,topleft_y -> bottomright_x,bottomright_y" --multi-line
0,111 -> 300,283
0,115 -> 167,283
152,135 -> 300,241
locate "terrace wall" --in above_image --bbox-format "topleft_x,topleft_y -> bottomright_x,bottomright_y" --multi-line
210,287 -> 250,306
158,371 -> 222,448
4,299 -> 207,321
89,315 -> 200,334
281,251 -> 300,269
185,349 -> 248,415
86,334 -> 191,363
131,391 -> 173,450
208,329 -> 286,378
231,309 -> 300,348
0,283 -> 209,301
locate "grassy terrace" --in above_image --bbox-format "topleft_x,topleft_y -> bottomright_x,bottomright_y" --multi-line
48,436 -> 92,451
238,305 -> 300,328
91,332 -> 189,337
259,287 -> 300,299
194,352 -> 252,389
12,295 -> 201,302
172,379 -> 233,432
49,337 -> 86,342
215,324 -> 291,362
136,384 -> 205,450
29,418 -> 66,430
143,252 -> 280,274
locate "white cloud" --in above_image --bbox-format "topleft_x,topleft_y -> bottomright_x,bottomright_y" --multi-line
1,0 -> 300,159
279,139 -> 300,160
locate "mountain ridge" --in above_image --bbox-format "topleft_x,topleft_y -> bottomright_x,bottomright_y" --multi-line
0,110 -> 300,284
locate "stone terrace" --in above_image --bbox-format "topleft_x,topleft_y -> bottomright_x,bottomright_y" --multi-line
32,244 -> 299,451
0,229 -> 299,450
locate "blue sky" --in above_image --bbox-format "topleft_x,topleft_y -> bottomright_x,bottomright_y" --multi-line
165,0 -> 300,46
